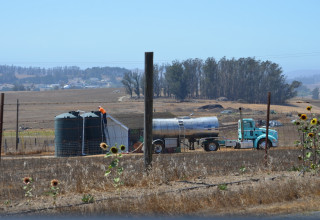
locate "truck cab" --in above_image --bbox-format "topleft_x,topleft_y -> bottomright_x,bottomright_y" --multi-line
238,118 -> 278,149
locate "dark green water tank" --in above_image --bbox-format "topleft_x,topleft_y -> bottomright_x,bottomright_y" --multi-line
55,111 -> 82,157
82,111 -> 104,155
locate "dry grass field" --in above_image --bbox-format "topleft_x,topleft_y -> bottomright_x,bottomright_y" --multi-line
0,89 -> 320,217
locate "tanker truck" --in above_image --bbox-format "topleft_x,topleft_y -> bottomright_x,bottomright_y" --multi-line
151,113 -> 278,153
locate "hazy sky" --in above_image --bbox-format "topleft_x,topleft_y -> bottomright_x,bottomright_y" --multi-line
0,0 -> 319,75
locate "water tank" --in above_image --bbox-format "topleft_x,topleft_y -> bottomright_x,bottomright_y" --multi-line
152,116 -> 219,139
82,111 -> 104,155
55,111 -> 82,157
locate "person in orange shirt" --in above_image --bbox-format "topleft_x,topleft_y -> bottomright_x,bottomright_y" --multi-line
98,106 -> 107,125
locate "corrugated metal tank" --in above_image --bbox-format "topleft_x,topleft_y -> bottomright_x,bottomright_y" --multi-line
81,111 -> 104,155
55,111 -> 82,157
152,116 -> 219,139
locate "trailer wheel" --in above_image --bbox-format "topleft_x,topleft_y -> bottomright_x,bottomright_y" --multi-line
257,139 -> 271,150
153,142 -> 165,154
205,141 -> 219,151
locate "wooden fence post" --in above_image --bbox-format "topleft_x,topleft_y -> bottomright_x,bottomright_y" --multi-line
144,52 -> 154,170
16,99 -> 19,151
0,93 -> 4,161
265,92 -> 271,167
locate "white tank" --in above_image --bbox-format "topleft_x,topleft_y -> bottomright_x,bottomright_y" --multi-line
152,116 -> 219,139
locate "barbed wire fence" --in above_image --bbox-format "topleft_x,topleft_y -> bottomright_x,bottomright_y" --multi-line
0,101 -> 302,156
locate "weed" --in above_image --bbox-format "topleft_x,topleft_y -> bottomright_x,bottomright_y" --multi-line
218,184 -> 227,191
82,194 -> 95,203
239,165 -> 246,173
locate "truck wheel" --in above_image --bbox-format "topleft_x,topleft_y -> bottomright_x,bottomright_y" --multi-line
205,142 -> 218,151
153,142 -> 164,154
257,139 -> 271,150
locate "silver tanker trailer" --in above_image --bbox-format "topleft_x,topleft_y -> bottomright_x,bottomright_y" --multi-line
152,116 -> 220,153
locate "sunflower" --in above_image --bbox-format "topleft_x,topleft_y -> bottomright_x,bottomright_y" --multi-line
300,114 -> 307,120
298,113 -> 302,117
311,118 -> 318,125
23,177 -> 32,185
307,106 -> 312,111
100,142 -> 109,151
308,133 -> 314,138
120,145 -> 126,151
51,179 -> 59,187
110,146 -> 118,154
294,121 -> 300,126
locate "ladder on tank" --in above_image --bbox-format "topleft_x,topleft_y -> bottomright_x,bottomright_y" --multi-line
101,116 -> 111,144
178,120 -> 187,152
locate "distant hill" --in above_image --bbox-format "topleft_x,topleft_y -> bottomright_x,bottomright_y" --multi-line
285,69 -> 320,86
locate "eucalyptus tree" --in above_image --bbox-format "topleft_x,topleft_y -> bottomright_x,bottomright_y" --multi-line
201,57 -> 218,99
182,58 -> 203,98
165,60 -> 188,100
153,64 -> 161,98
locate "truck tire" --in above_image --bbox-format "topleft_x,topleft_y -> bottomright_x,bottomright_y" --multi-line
205,141 -> 219,151
153,142 -> 165,154
257,139 -> 271,150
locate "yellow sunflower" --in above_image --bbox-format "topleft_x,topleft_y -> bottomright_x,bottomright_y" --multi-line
23,177 -> 32,185
110,146 -> 118,154
51,179 -> 59,187
120,145 -> 126,151
311,118 -> 318,125
100,142 -> 109,151
300,114 -> 307,120
307,106 -> 312,111
308,133 -> 314,138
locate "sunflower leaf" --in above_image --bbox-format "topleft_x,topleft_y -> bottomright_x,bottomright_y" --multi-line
105,170 -> 111,176
306,152 -> 312,158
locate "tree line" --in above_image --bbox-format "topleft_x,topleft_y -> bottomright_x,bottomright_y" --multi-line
121,57 -> 301,104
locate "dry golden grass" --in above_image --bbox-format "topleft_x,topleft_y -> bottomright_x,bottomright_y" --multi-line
1,148 -> 319,217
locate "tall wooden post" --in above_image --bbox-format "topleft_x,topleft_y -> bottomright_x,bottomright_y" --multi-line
0,93 -> 4,161
265,92 -> 271,167
144,52 -> 154,170
16,99 -> 19,151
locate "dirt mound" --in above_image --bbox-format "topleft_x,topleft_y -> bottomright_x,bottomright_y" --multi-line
198,104 -> 223,110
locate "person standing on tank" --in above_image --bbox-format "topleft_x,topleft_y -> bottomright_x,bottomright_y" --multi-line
98,106 -> 107,126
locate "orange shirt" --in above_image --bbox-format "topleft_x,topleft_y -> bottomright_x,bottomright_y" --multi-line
99,107 -> 106,114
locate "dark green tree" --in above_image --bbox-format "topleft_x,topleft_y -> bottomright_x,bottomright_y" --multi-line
165,61 -> 188,100
201,58 -> 218,99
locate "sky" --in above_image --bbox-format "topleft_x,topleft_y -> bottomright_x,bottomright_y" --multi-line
0,0 -> 320,76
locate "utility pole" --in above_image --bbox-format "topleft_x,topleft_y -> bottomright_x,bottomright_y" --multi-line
0,93 -> 4,161
144,52 -> 154,170
265,92 -> 271,167
16,99 -> 19,151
